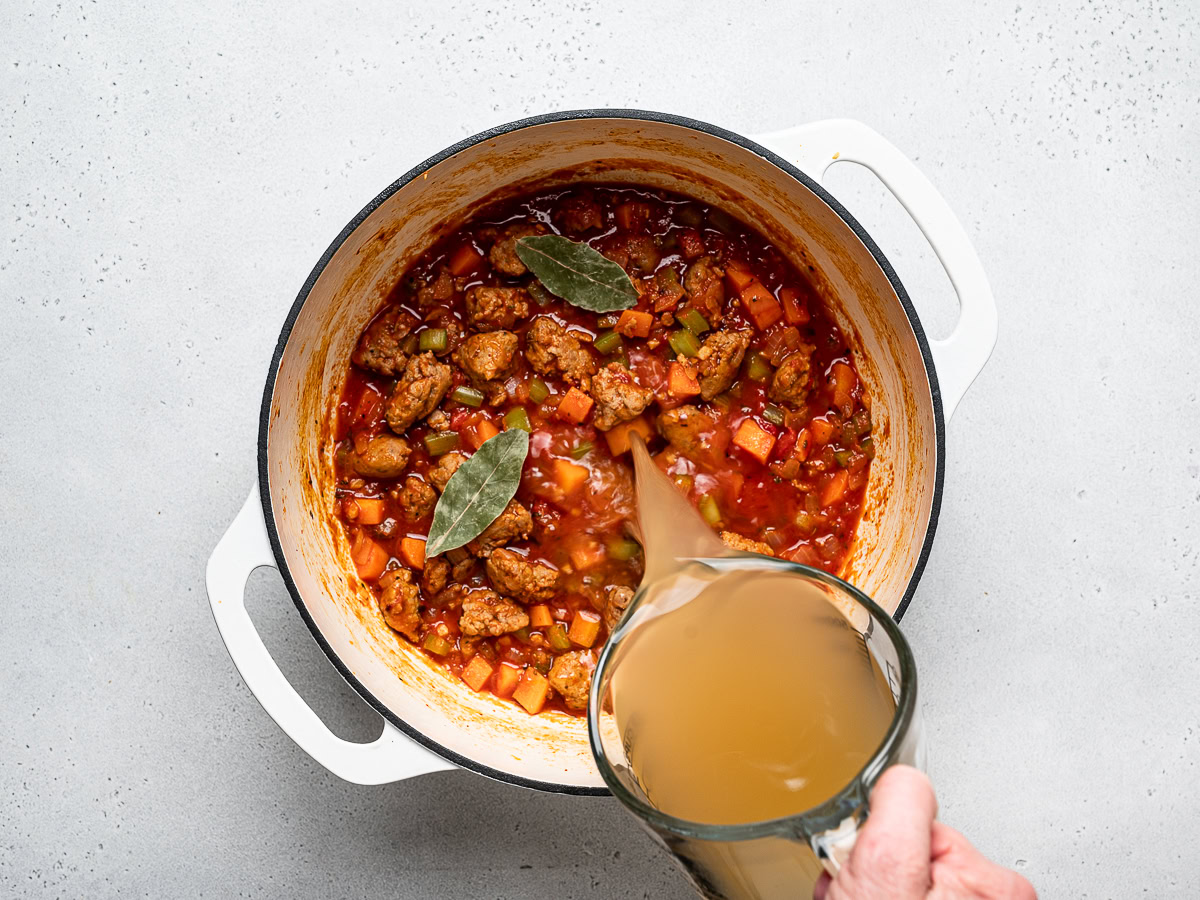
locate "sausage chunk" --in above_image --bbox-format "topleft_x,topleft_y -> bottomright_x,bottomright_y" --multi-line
421,555 -> 451,597
696,330 -> 750,401
378,568 -> 421,641
524,317 -> 597,387
657,405 -> 716,457
556,192 -> 604,234
453,331 -> 519,405
351,306 -> 419,376
428,451 -> 467,492
459,590 -> 530,637
385,352 -> 453,434
465,286 -> 530,332
390,475 -> 436,520
684,256 -> 726,324
548,650 -> 596,710
769,344 -> 816,408
485,548 -> 560,602
720,531 -> 775,556
339,434 -> 411,479
468,499 -> 533,556
590,363 -> 655,431
603,584 -> 635,631
488,222 -> 546,277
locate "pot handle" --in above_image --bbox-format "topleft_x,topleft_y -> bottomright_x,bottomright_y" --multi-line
751,119 -> 997,421
206,483 -> 455,785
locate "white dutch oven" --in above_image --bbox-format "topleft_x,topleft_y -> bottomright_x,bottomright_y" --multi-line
206,112 -> 996,793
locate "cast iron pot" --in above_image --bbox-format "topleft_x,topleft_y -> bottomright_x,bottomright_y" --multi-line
206,111 -> 996,794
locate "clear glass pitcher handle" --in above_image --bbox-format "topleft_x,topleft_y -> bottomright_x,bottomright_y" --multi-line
810,814 -> 861,876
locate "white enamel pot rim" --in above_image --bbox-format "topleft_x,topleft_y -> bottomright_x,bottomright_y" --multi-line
208,109 -> 997,794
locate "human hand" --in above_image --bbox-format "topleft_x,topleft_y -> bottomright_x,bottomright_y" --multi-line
813,766 -> 1035,900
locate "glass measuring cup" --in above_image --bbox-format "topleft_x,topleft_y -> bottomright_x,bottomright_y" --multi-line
587,556 -> 924,900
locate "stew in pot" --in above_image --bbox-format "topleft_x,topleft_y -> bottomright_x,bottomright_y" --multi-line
332,185 -> 874,716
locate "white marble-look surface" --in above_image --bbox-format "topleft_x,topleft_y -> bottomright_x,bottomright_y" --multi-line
2,1 -> 1197,896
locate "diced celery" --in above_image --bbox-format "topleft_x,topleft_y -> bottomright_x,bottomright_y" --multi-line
710,392 -> 733,411
528,378 -> 550,404
400,334 -> 420,355
422,633 -> 454,656
795,510 -> 819,535
451,385 -> 484,407
423,431 -> 460,456
419,328 -> 448,352
861,437 -> 876,460
513,627 -> 532,644
527,280 -> 553,306
547,623 -> 572,651
762,404 -> 785,426
745,351 -> 772,382
698,493 -> 721,527
570,440 -> 594,460
668,329 -> 701,358
596,313 -> 621,329
593,330 -> 623,355
607,537 -> 642,561
504,407 -> 532,433
677,308 -> 710,336
833,449 -> 852,468
673,474 -> 694,493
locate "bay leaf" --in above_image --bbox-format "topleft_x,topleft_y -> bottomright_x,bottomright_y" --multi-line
515,234 -> 638,313
424,429 -> 530,557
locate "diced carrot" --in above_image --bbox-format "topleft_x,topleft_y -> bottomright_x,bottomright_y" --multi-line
724,259 -> 756,293
793,428 -> 812,462
830,362 -> 857,414
351,534 -> 389,581
568,610 -> 602,648
810,417 -> 836,445
615,201 -> 651,232
615,309 -> 654,339
447,242 -> 485,276
732,418 -> 777,465
604,415 -> 653,455
555,458 -> 589,494
569,538 -> 605,572
513,667 -> 551,715
667,361 -> 701,398
399,536 -> 426,570
821,470 -> 849,506
677,228 -> 706,260
556,387 -> 594,424
350,497 -> 386,525
739,281 -> 783,331
492,662 -> 523,699
528,604 -> 553,629
460,655 -> 494,692
780,286 -> 811,326
469,417 -> 500,450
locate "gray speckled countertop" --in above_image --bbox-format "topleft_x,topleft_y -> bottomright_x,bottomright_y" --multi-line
2,1 -> 1198,897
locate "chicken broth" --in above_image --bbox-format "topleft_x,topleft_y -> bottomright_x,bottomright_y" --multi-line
332,184 -> 875,716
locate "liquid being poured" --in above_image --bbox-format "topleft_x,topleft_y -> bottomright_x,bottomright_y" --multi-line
606,436 -> 896,827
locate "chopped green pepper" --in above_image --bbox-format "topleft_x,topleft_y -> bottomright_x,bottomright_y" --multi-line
503,407 -> 532,433
668,329 -> 701,358
423,431 -> 460,456
419,328 -> 448,352
528,378 -> 550,404
677,308 -> 710,336
451,385 -> 484,407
